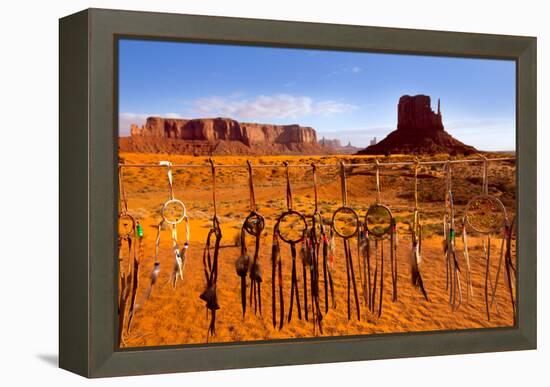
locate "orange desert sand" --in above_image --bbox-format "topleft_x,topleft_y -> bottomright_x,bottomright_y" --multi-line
118,152 -> 516,348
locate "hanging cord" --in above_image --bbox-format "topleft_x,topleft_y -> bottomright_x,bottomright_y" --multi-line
332,162 -> 360,320
284,161 -> 293,210
340,161 -> 348,207
411,158 -> 429,301
443,162 -> 463,310
482,155 -> 489,195
200,159 -> 222,339
248,160 -> 257,212
119,165 -> 129,214
375,159 -> 381,204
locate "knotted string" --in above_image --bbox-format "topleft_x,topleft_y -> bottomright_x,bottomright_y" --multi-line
284,161 -> 293,211
339,161 -> 348,207
247,160 -> 257,212
375,159 -> 381,205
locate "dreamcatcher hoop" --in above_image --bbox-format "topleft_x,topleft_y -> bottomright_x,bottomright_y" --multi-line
161,198 -> 187,225
365,204 -> 394,239
364,160 -> 394,239
243,211 -> 265,237
118,213 -> 136,238
332,161 -> 360,239
331,207 -> 360,239
275,210 -> 308,244
464,194 -> 508,234
464,156 -> 508,234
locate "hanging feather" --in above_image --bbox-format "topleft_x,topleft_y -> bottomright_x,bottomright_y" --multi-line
411,217 -> 429,301
235,235 -> 250,318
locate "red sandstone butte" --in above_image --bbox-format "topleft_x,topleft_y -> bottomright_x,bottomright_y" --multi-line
358,95 -> 477,155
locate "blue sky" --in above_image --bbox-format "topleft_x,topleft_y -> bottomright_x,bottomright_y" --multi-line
118,39 -> 516,151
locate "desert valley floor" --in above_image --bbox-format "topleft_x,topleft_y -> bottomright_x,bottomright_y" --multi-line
118,152 -> 516,348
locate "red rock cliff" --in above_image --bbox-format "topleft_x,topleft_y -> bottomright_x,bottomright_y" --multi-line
397,95 -> 444,133
123,116 -> 326,155
130,117 -> 317,145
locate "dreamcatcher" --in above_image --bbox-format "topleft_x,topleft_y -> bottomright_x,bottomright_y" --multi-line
271,162 -> 308,328
236,161 -> 265,317
443,162 -> 467,310
146,161 -> 190,299
331,162 -> 361,320
200,159 -> 222,338
463,156 -> 515,322
117,164 -> 140,345
362,159 -> 398,317
301,163 -> 325,334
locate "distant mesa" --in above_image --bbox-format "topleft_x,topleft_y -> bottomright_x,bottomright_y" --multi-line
357,95 -> 477,155
120,116 -> 353,155
319,137 -> 359,154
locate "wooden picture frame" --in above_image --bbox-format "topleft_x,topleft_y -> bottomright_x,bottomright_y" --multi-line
59,8 -> 536,378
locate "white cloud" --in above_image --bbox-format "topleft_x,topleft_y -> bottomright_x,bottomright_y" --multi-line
191,94 -> 357,121
351,66 -> 362,74
164,112 -> 183,119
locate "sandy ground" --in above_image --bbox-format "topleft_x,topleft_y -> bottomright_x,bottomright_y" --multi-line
118,152 -> 516,348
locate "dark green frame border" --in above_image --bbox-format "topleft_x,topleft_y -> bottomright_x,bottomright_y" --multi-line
59,8 -> 537,378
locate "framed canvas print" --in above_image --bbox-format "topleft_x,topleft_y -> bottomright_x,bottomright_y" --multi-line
59,8 -> 537,378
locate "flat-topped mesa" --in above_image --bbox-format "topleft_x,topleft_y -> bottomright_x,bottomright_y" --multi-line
131,117 -> 317,145
397,94 -> 444,133
123,116 -> 328,155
